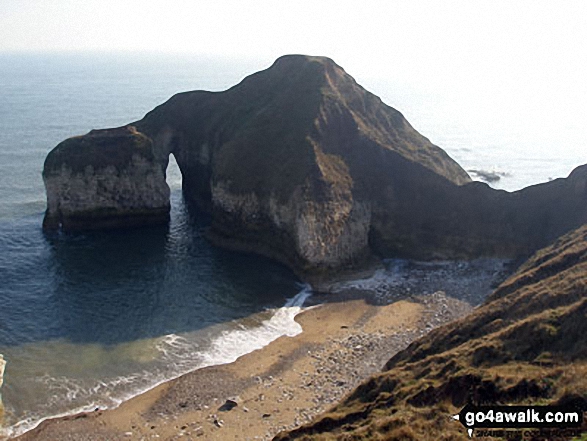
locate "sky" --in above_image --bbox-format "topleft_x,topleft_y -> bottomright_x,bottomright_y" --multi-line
2,1 -> 586,112
1,0 -> 585,182
2,1 -> 586,80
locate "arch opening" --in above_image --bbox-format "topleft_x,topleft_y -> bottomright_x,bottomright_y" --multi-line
165,153 -> 183,193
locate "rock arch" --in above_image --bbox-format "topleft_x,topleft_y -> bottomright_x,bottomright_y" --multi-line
42,55 -> 587,280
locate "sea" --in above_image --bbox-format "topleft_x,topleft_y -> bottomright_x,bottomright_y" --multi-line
0,52 -> 585,438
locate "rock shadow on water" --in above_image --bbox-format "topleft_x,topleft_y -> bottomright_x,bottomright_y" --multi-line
32,192 -> 301,347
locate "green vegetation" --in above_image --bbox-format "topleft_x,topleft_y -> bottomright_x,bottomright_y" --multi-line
43,126 -> 154,177
42,54 -> 586,276
136,55 -> 469,204
276,225 -> 587,440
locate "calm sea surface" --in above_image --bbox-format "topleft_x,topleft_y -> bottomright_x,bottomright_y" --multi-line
0,52 -> 584,437
0,53 -> 306,438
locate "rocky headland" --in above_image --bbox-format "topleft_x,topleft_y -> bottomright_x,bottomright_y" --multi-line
42,55 -> 587,281
35,55 -> 587,439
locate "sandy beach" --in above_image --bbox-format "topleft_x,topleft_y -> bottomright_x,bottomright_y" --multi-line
9,287 -> 475,441
5,257 -> 509,441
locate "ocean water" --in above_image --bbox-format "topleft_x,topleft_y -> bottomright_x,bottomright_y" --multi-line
0,53 -> 306,438
0,52 -> 584,438
359,76 -> 586,191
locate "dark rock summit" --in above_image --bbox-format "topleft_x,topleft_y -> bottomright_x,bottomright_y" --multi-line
42,55 -> 587,277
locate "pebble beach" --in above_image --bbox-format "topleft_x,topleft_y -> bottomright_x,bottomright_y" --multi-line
12,258 -> 509,441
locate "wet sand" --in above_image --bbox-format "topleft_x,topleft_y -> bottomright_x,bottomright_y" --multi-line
11,290 -> 473,441
9,258 -> 510,441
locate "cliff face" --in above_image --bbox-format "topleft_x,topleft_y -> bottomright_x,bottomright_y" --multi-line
130,55 -> 471,275
276,224 -> 587,440
43,126 -> 170,230
42,55 -> 587,276
369,163 -> 587,260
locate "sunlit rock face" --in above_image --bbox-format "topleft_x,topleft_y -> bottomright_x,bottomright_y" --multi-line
42,55 -> 587,277
42,126 -> 170,231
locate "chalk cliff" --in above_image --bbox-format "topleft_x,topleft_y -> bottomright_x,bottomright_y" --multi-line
42,55 -> 587,277
276,224 -> 587,440
42,126 -> 170,230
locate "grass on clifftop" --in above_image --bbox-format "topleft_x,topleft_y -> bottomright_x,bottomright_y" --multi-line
43,126 -> 154,176
137,54 -> 469,204
276,225 -> 587,440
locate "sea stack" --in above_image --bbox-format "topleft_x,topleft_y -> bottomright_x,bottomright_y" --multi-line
42,55 -> 587,278
42,126 -> 170,230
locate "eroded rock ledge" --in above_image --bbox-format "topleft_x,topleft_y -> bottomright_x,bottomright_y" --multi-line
42,55 -> 587,278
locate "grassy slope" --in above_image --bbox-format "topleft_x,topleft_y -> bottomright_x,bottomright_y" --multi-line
311,57 -> 471,186
276,224 -> 587,440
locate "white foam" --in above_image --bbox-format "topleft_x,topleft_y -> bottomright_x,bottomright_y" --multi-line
0,354 -> 5,436
0,354 -> 5,389
199,284 -> 311,366
2,286 -> 311,439
330,266 -> 403,292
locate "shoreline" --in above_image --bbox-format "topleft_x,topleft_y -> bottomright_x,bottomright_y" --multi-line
6,257 -> 509,441
10,289 -> 474,441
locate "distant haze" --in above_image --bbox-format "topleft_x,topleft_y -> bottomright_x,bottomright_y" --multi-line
1,0 -> 585,174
